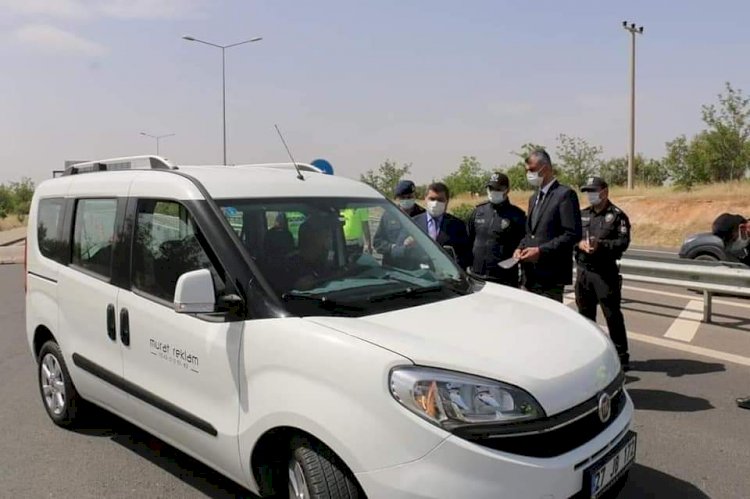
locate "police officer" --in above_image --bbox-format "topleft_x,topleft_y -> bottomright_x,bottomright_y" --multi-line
575,176 -> 631,370
467,172 -> 526,286
373,180 -> 425,266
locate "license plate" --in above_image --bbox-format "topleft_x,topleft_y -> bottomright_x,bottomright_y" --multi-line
585,431 -> 637,498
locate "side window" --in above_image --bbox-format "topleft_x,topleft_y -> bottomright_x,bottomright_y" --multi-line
133,200 -> 224,303
72,199 -> 117,277
37,198 -> 66,263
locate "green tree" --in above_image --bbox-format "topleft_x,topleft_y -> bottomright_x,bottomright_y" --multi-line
9,177 -> 35,215
504,164 -> 528,190
663,135 -> 695,189
360,160 -> 412,195
700,82 -> 750,181
638,158 -> 668,186
0,184 -> 12,219
598,157 -> 628,187
599,155 -> 666,187
442,156 -> 490,196
555,134 -> 603,188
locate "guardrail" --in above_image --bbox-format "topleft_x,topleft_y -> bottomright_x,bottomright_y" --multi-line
618,258 -> 750,323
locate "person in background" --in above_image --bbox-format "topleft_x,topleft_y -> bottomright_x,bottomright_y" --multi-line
467,172 -> 526,287
712,215 -> 750,409
514,149 -> 582,302
342,206 -> 372,263
412,182 -> 471,269
373,180 -> 424,266
575,176 -> 632,370
712,213 -> 750,265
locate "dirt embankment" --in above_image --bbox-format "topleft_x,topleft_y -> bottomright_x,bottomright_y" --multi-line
0,215 -> 26,232
452,182 -> 750,248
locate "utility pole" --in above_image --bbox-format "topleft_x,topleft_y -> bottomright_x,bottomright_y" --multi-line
183,35 -> 262,165
140,132 -> 174,156
623,21 -> 643,190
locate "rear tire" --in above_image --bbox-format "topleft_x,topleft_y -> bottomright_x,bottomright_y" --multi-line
37,340 -> 84,427
288,437 -> 361,499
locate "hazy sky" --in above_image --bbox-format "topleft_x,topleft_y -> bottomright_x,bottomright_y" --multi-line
1,1 -> 749,185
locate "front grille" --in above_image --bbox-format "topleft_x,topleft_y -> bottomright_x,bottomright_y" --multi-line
452,373 -> 627,458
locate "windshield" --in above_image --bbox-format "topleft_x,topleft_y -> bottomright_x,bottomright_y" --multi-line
217,197 -> 474,316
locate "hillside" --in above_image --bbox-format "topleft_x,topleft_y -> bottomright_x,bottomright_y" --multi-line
450,182 -> 750,248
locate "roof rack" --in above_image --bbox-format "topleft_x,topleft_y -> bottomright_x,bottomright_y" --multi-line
63,155 -> 175,176
234,162 -> 323,173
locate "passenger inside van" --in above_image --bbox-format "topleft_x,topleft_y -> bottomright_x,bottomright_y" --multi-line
264,212 -> 295,258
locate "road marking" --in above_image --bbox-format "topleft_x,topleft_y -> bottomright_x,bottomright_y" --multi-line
622,284 -> 750,310
663,300 -> 703,342
629,331 -> 750,368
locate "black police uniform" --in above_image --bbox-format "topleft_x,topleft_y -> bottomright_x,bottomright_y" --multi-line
468,200 -> 526,286
373,203 -> 425,267
575,200 -> 631,364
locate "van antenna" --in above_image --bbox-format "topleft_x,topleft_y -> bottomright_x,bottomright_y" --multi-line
274,124 -> 304,181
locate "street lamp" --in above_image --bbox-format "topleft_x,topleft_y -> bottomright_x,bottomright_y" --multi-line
182,35 -> 263,165
623,21 -> 644,190
140,132 -> 175,156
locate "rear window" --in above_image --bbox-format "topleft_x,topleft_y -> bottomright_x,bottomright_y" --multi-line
37,198 -> 66,263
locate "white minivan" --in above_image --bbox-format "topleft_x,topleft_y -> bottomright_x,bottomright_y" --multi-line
26,156 -> 635,499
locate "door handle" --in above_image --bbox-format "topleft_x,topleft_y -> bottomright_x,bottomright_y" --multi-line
106,304 -> 116,341
120,308 -> 130,346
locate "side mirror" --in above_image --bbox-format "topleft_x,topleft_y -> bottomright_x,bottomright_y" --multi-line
442,245 -> 457,261
174,269 -> 216,313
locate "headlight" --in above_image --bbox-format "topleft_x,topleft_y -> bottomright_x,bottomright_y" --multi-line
389,366 -> 544,429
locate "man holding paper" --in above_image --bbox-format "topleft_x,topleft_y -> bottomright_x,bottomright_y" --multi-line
513,149 -> 582,302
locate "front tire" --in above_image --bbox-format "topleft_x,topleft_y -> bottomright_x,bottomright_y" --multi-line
693,253 -> 719,262
37,341 -> 84,427
288,437 -> 361,499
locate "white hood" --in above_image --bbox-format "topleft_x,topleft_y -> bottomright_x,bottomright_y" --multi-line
308,283 -> 621,416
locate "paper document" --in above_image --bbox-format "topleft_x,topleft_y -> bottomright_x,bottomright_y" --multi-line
498,257 -> 519,269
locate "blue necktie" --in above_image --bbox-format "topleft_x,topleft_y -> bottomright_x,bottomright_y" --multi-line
428,217 -> 438,240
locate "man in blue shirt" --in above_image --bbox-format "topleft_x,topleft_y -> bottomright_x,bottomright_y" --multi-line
412,182 -> 471,269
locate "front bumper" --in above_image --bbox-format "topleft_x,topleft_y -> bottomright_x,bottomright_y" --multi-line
356,392 -> 634,499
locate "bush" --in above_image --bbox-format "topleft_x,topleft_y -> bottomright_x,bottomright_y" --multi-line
449,203 -> 476,223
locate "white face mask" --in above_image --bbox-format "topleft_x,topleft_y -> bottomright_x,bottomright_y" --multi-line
526,168 -> 544,187
585,192 -> 601,206
398,198 -> 416,210
487,189 -> 506,204
426,200 -> 446,217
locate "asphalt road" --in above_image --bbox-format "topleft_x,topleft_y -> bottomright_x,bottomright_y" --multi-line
2,263 -> 749,498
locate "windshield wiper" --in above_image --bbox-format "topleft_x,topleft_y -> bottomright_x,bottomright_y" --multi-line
367,283 -> 445,303
282,292 -> 365,311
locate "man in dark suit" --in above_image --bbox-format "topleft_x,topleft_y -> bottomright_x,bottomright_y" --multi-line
513,149 -> 582,302
412,182 -> 471,269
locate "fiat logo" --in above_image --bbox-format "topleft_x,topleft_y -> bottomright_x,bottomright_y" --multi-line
598,392 -> 612,423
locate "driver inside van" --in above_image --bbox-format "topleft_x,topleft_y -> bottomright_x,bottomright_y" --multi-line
283,214 -> 339,291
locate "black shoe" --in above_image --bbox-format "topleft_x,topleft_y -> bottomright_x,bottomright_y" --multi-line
619,354 -> 630,372
737,397 -> 750,410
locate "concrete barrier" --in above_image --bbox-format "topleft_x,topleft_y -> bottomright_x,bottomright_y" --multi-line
0,246 -> 24,264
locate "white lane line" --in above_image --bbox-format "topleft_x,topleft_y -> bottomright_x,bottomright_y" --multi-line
663,300 -> 703,342
629,331 -> 750,368
622,284 -> 750,311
